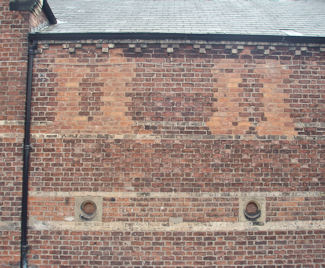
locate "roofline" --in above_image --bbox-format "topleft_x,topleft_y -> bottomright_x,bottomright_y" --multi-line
29,32 -> 325,44
42,0 -> 57,25
10,0 -> 37,10
10,0 -> 56,24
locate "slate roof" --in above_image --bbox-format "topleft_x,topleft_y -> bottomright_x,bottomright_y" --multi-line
42,0 -> 325,37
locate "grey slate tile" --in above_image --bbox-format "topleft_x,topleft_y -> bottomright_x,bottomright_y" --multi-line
42,0 -> 325,37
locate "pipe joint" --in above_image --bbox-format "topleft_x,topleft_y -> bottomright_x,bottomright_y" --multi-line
28,43 -> 38,55
24,144 -> 32,151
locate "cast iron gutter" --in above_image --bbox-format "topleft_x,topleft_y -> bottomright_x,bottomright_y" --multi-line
20,40 -> 37,268
29,32 -> 325,44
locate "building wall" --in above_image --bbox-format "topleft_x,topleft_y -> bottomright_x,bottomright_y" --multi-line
1,1 -> 325,266
23,40 -> 325,267
0,0 -> 29,265
0,1 -> 49,266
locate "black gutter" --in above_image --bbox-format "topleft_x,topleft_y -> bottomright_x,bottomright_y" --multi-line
20,40 -> 37,268
29,32 -> 325,44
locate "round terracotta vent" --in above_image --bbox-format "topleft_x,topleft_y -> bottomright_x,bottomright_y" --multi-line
80,200 -> 97,220
244,201 -> 261,221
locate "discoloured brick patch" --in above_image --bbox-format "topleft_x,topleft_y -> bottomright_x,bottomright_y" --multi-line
208,59 -> 297,136
37,49 -> 137,134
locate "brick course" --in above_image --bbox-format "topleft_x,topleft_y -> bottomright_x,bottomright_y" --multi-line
27,230 -> 325,267
29,137 -> 323,192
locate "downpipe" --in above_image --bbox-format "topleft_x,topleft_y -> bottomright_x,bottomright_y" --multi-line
20,40 -> 37,268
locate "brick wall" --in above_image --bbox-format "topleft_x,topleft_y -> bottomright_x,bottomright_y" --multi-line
0,1 -> 50,266
1,3 -> 325,265
0,0 -> 28,265
27,230 -> 325,267
22,41 -> 325,266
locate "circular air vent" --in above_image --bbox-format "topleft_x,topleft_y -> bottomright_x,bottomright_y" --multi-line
80,200 -> 97,220
244,201 -> 261,221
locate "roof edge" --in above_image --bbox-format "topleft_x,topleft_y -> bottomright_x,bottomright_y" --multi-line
29,32 -> 325,44
9,0 -> 35,10
42,0 -> 57,24
10,0 -> 56,24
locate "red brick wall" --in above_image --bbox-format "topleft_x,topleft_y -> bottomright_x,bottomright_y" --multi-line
1,3 -> 325,265
0,1 -> 50,266
23,41 -> 325,266
27,230 -> 325,267
0,0 -> 28,265
32,43 -> 325,136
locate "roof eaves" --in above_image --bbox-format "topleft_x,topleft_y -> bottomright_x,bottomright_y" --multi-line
29,32 -> 325,44
42,0 -> 57,24
9,0 -> 35,11
10,0 -> 56,24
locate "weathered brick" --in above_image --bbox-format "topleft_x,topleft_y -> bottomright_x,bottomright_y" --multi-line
1,0 -> 325,266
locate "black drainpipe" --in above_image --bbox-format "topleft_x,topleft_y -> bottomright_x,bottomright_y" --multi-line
20,40 -> 37,268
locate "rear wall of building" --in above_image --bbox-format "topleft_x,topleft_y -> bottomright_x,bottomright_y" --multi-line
24,40 -> 325,267
0,0 -> 325,266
